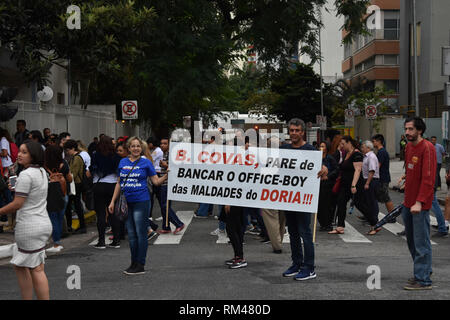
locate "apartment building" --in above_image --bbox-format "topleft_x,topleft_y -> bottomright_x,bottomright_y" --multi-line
399,0 -> 450,118
342,0 -> 400,111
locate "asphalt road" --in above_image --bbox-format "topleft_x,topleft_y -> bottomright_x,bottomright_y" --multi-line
0,189 -> 449,302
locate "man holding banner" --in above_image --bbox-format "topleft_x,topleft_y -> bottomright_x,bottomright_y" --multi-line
281,118 -> 328,281
168,120 -> 325,275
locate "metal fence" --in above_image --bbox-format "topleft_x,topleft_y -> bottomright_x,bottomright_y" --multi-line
0,101 -> 139,144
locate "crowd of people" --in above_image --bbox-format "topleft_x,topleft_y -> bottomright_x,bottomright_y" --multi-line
0,115 -> 447,299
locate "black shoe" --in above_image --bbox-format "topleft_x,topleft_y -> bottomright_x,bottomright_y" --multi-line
432,225 -> 449,231
124,263 -> 145,275
94,243 -> 106,249
432,232 -> 449,238
260,238 -> 270,244
229,258 -> 247,269
74,227 -> 87,234
397,230 -> 406,236
273,249 -> 282,254
108,241 -> 121,248
124,262 -> 137,274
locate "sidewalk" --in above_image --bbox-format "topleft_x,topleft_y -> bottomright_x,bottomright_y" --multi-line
389,158 -> 448,206
0,211 -> 97,261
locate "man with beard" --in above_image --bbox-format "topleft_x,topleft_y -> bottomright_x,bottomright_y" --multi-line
400,117 -> 436,290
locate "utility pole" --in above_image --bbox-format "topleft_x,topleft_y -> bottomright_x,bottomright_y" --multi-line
413,0 -> 419,116
318,7 -> 325,141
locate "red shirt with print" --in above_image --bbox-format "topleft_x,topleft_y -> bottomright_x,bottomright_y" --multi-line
403,139 -> 436,210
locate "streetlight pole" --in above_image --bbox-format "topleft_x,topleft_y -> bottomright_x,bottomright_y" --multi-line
413,0 -> 419,116
318,7 -> 325,141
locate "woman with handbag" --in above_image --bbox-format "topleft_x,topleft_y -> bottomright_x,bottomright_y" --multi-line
90,136 -> 122,249
329,136 -> 367,235
108,137 -> 168,275
0,141 -> 52,299
44,145 -> 72,253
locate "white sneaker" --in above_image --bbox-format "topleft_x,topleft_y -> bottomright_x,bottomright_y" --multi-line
156,217 -> 163,221
210,228 -> 225,236
46,245 -> 63,253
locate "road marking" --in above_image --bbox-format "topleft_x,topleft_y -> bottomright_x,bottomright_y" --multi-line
378,212 -> 437,245
338,222 -> 372,243
153,211 -> 194,245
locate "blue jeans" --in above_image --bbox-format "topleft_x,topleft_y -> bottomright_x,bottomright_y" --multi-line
158,185 -> 183,230
285,212 -> 315,270
126,201 -> 151,266
197,203 -> 213,217
48,196 -> 68,245
431,193 -> 447,233
401,206 -> 432,286
218,205 -> 225,231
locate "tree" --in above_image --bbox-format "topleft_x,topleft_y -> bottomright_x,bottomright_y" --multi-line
1,0 -> 370,135
268,63 -> 322,123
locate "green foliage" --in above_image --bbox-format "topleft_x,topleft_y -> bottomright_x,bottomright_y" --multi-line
0,0 -> 370,136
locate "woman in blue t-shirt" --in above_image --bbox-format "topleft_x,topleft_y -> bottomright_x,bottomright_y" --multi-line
108,137 -> 168,275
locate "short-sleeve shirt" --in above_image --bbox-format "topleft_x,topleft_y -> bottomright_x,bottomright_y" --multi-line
435,143 -> 445,164
0,137 -> 12,167
118,157 -> 157,203
362,151 -> 379,179
340,151 -> 364,186
376,147 -> 391,183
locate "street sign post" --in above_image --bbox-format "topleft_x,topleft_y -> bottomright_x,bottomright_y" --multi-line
344,108 -> 355,127
365,105 -> 377,120
121,100 -> 138,120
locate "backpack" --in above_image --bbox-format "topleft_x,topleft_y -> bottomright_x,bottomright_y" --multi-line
9,142 -> 18,163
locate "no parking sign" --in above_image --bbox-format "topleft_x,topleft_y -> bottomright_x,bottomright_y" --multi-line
121,100 -> 138,120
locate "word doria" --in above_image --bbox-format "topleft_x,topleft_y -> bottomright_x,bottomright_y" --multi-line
261,189 -> 313,205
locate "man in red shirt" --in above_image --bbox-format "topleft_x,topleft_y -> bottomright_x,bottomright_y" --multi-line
401,117 -> 435,290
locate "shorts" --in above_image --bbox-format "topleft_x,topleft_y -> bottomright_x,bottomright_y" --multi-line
376,182 -> 391,203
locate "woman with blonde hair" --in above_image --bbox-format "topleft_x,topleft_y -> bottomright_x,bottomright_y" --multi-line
108,137 -> 168,275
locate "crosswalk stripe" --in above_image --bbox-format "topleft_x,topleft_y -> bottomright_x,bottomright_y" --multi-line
338,222 -> 372,243
153,211 -> 194,245
378,212 -> 437,245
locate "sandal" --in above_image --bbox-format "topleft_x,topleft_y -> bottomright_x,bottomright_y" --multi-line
328,228 -> 344,234
367,227 -> 382,235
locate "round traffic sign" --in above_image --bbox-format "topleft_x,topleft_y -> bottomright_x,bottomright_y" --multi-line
122,101 -> 137,116
365,105 -> 377,118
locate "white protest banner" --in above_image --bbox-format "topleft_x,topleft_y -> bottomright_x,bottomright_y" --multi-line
168,142 -> 322,213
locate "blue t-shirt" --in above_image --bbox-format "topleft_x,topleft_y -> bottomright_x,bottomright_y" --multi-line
118,157 -> 156,203
376,147 -> 391,183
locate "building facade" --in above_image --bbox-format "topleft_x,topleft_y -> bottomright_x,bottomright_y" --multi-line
399,0 -> 450,118
342,0 -> 400,110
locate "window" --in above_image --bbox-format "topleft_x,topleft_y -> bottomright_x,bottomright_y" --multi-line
383,54 -> 399,65
57,93 -> 65,105
383,80 -> 399,93
384,11 -> 400,40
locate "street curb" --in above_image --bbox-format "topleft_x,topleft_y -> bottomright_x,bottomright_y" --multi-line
0,243 -> 16,259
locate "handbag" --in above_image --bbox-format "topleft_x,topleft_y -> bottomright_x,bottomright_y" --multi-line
332,175 -> 341,194
68,174 -> 76,196
114,157 -> 141,222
